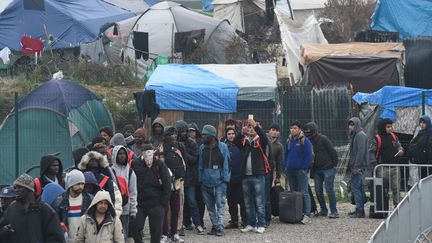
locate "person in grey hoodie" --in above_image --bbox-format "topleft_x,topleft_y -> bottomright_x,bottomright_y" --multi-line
347,117 -> 368,218
111,145 -> 138,240
150,117 -> 167,148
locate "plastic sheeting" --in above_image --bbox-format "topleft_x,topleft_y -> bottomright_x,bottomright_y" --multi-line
145,64 -> 238,113
0,0 -> 134,51
213,0 -> 244,32
371,0 -> 432,40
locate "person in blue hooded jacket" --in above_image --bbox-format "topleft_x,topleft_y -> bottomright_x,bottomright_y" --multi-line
409,115 -> 432,179
198,125 -> 230,237
41,182 -> 65,212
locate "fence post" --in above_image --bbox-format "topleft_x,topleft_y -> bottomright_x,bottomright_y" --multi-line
15,92 -> 19,178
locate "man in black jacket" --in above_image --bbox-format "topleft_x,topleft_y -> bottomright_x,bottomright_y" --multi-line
132,141 -> 171,243
304,122 -> 339,218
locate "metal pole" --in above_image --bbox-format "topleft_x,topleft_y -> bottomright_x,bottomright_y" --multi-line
14,92 -> 19,178
422,91 -> 425,115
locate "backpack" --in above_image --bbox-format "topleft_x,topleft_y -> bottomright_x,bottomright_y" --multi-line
99,170 -> 132,206
375,133 -> 397,160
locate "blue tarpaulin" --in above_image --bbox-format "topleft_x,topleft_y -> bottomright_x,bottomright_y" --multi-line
353,86 -> 432,120
0,0 -> 134,51
145,64 -> 238,113
371,0 -> 432,40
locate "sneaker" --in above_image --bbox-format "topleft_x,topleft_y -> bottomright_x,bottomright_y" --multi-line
301,215 -> 312,224
196,225 -> 205,235
160,235 -> 169,243
329,213 -> 339,219
255,227 -> 265,234
207,228 -> 217,235
216,229 -> 225,237
240,225 -> 256,233
179,226 -> 185,236
225,222 -> 239,229
171,233 -> 184,243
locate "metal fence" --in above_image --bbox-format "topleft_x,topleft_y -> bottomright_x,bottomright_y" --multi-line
369,174 -> 432,243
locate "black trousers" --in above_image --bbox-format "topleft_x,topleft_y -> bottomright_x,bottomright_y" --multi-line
227,181 -> 247,224
132,205 -> 164,243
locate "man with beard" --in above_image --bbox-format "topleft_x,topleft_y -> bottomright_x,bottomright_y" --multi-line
58,169 -> 93,242
0,173 -> 63,243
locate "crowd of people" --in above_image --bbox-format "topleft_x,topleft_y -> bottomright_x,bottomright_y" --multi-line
0,114 -> 431,243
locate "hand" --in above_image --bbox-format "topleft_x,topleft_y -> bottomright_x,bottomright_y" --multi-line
242,126 -> 249,135
0,225 -> 14,236
394,149 -> 404,157
248,118 -> 256,128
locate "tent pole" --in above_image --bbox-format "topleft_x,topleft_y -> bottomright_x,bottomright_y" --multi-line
15,92 -> 19,178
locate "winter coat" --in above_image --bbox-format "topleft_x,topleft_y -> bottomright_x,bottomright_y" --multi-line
131,157 -> 172,210
58,191 -> 93,227
226,142 -> 242,182
74,191 -> 124,243
38,155 -> 65,189
41,182 -> 65,210
409,115 -> 432,164
270,139 -> 283,178
304,122 -> 338,171
348,117 -> 369,172
176,121 -> 199,186
284,132 -> 313,171
234,126 -> 270,176
198,141 -> 230,187
150,117 -> 166,148
0,200 -> 64,243
111,145 -> 138,217
369,119 -> 403,165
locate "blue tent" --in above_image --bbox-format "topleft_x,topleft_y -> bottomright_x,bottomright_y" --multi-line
145,64 -> 238,113
0,0 -> 135,51
353,86 -> 432,120
371,0 -> 432,40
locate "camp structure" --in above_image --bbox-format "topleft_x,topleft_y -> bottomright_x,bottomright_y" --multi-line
0,0 -> 135,51
144,63 -> 277,133
300,42 -> 405,93
0,79 -> 114,184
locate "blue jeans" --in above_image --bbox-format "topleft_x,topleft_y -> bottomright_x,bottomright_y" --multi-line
314,168 -> 337,214
242,175 -> 266,228
286,169 -> 311,215
350,174 -> 365,210
202,183 -> 227,231
185,186 -> 203,227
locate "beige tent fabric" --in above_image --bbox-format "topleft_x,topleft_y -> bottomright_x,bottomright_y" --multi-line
300,42 -> 405,65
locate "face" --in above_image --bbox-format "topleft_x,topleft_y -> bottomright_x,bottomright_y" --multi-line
269,128 -> 279,139
100,131 -> 110,144
202,134 -> 212,144
247,125 -> 257,137
420,120 -> 427,130
179,131 -> 187,139
227,130 -> 236,142
96,200 -> 109,214
154,124 -> 163,134
385,124 -> 393,134
48,160 -> 60,175
124,130 -> 133,138
71,182 -> 84,195
14,185 -> 31,201
348,123 -> 355,133
117,149 -> 127,165
87,159 -> 99,173
188,130 -> 197,139
170,133 -> 177,142
290,125 -> 301,136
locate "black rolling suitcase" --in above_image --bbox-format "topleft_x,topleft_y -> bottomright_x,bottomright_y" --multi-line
270,184 -> 285,216
279,191 -> 303,223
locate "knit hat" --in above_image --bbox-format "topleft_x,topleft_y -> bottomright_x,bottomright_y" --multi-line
202,125 -> 216,137
65,169 -> 85,190
163,126 -> 177,137
13,173 -> 35,192
133,128 -> 147,139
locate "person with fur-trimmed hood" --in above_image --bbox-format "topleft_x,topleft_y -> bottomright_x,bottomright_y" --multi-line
78,151 -> 122,217
74,190 -> 124,243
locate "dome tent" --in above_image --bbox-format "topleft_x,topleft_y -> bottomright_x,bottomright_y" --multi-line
125,1 -> 249,77
0,79 -> 114,184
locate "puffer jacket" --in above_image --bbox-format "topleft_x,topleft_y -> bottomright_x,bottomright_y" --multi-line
74,191 -> 124,243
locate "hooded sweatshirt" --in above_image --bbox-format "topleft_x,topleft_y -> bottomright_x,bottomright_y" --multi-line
150,117 -> 166,147
283,131 -> 313,171
75,191 -> 124,243
41,183 -> 65,210
304,122 -> 338,170
111,145 -> 138,217
409,115 -> 432,164
39,155 -> 64,188
348,117 -> 369,172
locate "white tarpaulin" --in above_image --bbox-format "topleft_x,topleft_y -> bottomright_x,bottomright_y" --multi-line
289,0 -> 326,10
198,63 -> 277,102
275,10 -> 327,84
213,0 -> 244,32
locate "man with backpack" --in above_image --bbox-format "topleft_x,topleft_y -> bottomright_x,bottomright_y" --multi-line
111,145 -> 138,240
304,122 -> 339,218
132,141 -> 172,243
369,119 -> 404,208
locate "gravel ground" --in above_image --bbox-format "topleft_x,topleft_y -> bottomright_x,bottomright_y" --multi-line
141,202 -> 383,243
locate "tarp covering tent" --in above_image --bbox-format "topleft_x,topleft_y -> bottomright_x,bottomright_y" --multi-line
353,86 -> 432,135
145,64 -> 238,113
103,0 -> 149,14
0,0 -> 135,51
371,0 -> 432,40
0,79 -> 114,184
300,42 -> 405,92
125,1 -> 249,77
213,0 -> 244,32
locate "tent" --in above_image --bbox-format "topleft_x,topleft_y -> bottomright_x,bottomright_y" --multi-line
371,0 -> 432,40
0,0 -> 135,51
300,42 -> 405,92
0,79 -> 114,184
125,1 -> 249,77
103,0 -> 149,14
213,0 -> 244,32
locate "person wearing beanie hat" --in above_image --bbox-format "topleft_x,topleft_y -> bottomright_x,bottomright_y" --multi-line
1,173 -> 64,242
198,124 -> 230,236
58,169 -> 94,242
131,128 -> 148,157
